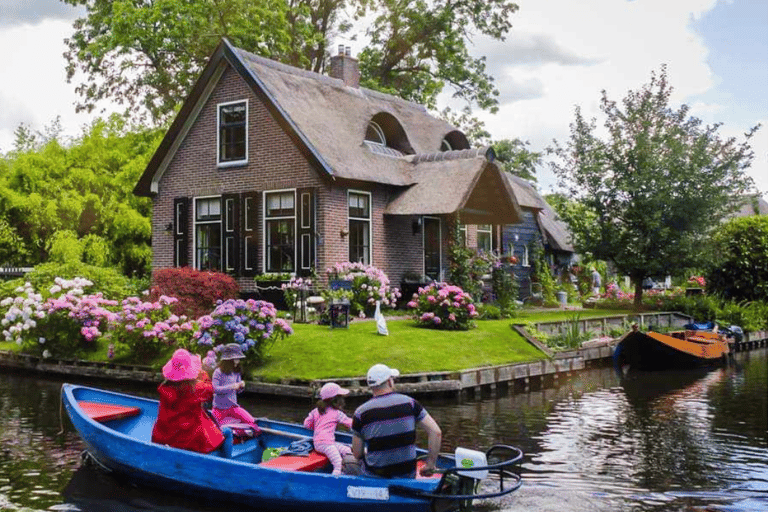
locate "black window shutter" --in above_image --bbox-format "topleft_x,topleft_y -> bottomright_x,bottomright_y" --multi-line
241,191 -> 260,277
173,197 -> 190,267
222,193 -> 240,276
297,188 -> 315,277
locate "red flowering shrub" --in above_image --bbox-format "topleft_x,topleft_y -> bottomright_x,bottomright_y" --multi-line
150,268 -> 239,319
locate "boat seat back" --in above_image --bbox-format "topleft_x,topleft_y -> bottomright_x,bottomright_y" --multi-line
260,450 -> 330,472
78,401 -> 141,422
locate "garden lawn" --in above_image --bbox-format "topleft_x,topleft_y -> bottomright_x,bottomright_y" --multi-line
251,318 -> 546,383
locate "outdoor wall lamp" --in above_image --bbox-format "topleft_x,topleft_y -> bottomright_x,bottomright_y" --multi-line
340,227 -> 349,238
412,217 -> 422,235
165,222 -> 173,233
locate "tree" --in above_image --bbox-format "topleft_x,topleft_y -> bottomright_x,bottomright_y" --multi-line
493,138 -> 541,182
63,0 -> 518,123
0,116 -> 159,276
550,66 -> 758,307
706,215 -> 768,302
63,0 -> 293,123
358,0 -> 518,113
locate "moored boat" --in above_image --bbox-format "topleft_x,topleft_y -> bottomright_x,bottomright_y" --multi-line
613,326 -> 730,371
61,383 -> 522,512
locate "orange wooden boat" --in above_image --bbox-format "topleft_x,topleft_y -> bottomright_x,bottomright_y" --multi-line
614,327 -> 731,370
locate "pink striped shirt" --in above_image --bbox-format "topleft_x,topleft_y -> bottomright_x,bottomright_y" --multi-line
303,407 -> 352,444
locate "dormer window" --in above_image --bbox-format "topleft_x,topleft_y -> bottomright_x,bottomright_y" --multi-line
218,100 -> 248,166
365,121 -> 386,146
440,139 -> 453,152
441,130 -> 470,151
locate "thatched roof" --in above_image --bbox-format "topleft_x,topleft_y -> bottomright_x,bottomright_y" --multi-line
134,40 -> 524,224
537,203 -> 575,252
503,173 -> 545,210
729,194 -> 768,217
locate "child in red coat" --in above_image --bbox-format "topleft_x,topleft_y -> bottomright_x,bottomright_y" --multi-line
151,349 -> 224,453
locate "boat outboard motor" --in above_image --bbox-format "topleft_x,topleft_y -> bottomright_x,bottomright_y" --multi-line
727,325 -> 744,343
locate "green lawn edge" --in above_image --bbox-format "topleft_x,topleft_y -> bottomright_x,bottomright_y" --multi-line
0,309 -> 632,383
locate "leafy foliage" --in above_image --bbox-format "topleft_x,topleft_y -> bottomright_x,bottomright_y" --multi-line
406,283 -> 478,330
150,267 -> 240,319
0,116 -> 158,276
529,240 -> 556,303
550,66 -> 758,307
705,215 -> 768,302
493,139 -> 541,182
491,262 -> 518,317
63,0 -> 517,123
22,262 -> 134,300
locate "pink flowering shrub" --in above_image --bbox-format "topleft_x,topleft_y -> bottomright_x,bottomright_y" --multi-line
326,262 -> 400,317
688,275 -> 706,288
111,295 -> 197,361
0,278 -> 118,358
282,276 -> 313,311
407,283 -> 478,330
193,298 -> 293,368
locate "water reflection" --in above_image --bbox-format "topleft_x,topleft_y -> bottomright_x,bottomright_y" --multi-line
0,348 -> 766,512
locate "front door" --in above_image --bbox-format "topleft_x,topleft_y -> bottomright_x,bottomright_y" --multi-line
423,217 -> 441,280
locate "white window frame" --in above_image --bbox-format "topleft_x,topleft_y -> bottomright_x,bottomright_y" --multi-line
477,224 -> 493,252
217,99 -> 248,167
365,121 -> 386,146
262,189 -> 296,273
348,190 -> 372,265
243,195 -> 255,273
193,195 -> 222,271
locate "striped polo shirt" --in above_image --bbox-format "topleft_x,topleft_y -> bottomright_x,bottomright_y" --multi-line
351,392 -> 427,478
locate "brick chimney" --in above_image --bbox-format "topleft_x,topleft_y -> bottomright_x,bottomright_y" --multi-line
329,45 -> 360,88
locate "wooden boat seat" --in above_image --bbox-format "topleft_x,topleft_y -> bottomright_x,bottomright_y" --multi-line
260,450 -> 330,471
78,401 -> 141,422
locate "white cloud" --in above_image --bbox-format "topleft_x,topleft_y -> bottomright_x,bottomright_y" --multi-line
457,0 -> 765,198
0,20 -> 97,152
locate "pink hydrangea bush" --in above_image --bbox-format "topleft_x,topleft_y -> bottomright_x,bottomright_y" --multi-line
326,262 -> 400,317
193,298 -> 293,368
407,283 -> 478,330
111,295 -> 197,361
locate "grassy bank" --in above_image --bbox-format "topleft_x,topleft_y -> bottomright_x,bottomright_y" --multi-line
0,308 -> 632,383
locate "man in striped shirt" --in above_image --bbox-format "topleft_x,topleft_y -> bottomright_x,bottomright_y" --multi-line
351,364 -> 442,478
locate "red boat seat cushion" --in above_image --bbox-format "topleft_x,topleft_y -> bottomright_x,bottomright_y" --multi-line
78,401 -> 141,422
260,450 -> 329,472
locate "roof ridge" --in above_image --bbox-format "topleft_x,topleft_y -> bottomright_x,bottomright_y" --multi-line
233,47 -> 429,113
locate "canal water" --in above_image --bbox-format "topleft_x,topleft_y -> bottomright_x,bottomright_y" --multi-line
1,348 -> 766,512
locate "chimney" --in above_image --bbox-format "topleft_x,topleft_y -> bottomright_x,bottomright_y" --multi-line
329,45 -> 360,88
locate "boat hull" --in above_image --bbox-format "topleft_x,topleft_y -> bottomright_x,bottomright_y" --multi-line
614,330 -> 729,371
61,384 -> 451,512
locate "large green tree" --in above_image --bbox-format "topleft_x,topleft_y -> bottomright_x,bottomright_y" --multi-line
62,0 -> 517,123
706,215 -> 768,302
550,66 -> 758,307
0,116 -> 159,276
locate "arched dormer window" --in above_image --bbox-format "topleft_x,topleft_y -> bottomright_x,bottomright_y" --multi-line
441,130 -> 470,151
363,112 -> 414,156
365,121 -> 386,146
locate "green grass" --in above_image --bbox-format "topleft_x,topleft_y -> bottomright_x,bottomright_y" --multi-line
251,318 -> 546,382
0,308 -> 634,383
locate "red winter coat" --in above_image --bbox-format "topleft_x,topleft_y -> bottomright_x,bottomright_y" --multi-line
151,375 -> 224,453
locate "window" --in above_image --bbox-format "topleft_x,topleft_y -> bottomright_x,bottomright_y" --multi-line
477,224 -> 492,252
365,121 -> 386,146
265,191 -> 295,272
218,100 -> 247,165
348,191 -> 371,264
457,224 -> 467,246
441,139 -> 453,152
195,197 -> 222,270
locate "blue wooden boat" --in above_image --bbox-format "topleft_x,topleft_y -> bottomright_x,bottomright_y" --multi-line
61,383 -> 522,512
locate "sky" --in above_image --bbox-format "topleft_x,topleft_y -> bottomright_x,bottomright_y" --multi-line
0,0 -> 766,198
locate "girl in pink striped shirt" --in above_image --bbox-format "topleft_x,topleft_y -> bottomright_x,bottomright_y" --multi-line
304,382 -> 353,475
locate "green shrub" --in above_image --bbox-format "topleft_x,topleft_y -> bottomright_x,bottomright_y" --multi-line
23,262 -> 133,300
150,267 -> 239,319
491,263 -> 518,317
478,303 -> 502,320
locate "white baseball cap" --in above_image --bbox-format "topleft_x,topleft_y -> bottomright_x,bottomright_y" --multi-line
366,364 -> 400,387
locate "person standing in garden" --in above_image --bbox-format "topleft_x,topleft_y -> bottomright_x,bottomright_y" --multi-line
591,268 -> 602,296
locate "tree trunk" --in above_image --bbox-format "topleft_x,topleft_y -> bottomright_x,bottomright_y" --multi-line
633,280 -> 644,309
